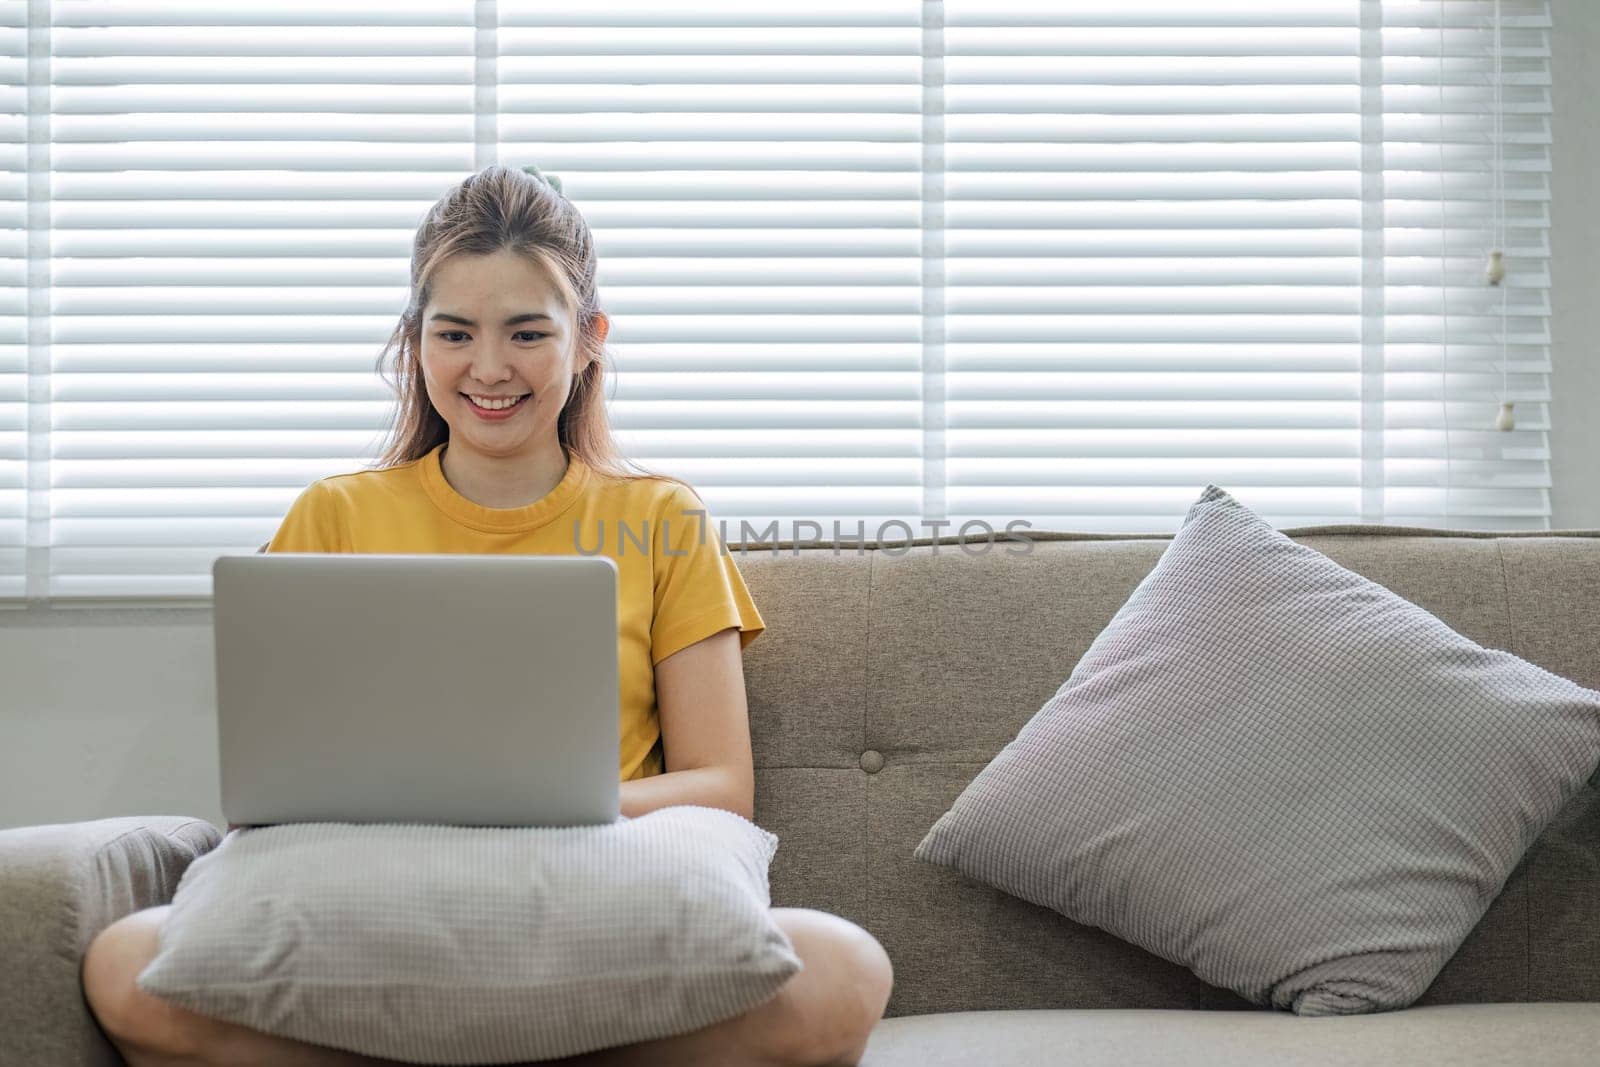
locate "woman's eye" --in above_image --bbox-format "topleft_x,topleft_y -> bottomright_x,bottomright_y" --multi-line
438,331 -> 544,343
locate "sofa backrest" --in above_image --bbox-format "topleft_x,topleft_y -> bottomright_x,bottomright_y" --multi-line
731,526 -> 1600,1018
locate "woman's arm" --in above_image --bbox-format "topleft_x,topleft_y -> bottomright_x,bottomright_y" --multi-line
621,627 -> 756,821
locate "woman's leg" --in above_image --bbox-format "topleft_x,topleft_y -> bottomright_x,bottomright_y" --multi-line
83,905 -> 892,1067
549,908 -> 894,1067
82,906 -> 399,1067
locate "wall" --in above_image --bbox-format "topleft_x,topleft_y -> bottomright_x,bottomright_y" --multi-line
3,4 -> 1598,831
1548,0 -> 1600,529
2,609 -> 218,829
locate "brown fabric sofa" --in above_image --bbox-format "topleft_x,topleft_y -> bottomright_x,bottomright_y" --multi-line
4,524 -> 1598,1065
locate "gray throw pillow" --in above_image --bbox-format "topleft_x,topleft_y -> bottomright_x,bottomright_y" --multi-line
914,485 -> 1600,1016
137,806 -> 800,1063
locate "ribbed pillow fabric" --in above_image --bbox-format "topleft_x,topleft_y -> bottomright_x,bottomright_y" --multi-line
137,806 -> 800,1063
914,485 -> 1600,1016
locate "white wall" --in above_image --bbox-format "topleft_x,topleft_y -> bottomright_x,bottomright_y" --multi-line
1549,0 -> 1600,530
3,5 -> 1599,831
1,611 -> 218,830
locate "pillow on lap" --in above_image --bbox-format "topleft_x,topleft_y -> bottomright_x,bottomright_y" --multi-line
137,806 -> 800,1064
914,484 -> 1600,1016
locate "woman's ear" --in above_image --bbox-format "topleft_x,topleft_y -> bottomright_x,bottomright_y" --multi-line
573,313 -> 607,379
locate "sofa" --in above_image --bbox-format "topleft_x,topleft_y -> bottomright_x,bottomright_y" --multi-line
4,522 -> 1599,1066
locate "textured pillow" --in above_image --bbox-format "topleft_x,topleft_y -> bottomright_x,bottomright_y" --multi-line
137,806 -> 800,1063
914,485 -> 1600,1016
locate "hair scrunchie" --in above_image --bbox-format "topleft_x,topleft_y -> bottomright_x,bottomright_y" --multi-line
520,164 -> 563,195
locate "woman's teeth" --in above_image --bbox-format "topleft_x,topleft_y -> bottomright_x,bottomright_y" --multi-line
465,394 -> 529,411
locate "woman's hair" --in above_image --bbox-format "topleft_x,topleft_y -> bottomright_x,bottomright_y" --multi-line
370,163 -> 660,482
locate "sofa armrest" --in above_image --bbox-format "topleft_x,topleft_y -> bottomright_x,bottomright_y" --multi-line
0,816 -> 222,1067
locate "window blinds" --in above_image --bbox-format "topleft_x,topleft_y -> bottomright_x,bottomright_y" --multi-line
942,0 -> 1552,531
0,0 -> 1556,604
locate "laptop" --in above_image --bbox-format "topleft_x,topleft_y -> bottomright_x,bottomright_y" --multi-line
211,553 -> 620,829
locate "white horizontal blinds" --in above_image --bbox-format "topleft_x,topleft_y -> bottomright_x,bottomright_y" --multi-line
1383,0 -> 1551,526
44,1 -> 479,600
0,1 -> 27,599
497,1 -> 927,541
940,0 -> 1552,532
2,1 -> 1558,605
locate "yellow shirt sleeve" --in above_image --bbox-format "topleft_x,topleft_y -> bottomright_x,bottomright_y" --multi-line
266,480 -> 347,553
649,482 -> 766,665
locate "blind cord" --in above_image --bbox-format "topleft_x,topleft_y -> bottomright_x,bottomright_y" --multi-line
1491,0 -> 1516,433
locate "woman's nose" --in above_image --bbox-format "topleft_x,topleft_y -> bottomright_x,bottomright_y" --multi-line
468,356 -> 516,383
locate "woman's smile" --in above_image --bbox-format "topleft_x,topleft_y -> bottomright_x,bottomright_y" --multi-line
462,392 -> 531,420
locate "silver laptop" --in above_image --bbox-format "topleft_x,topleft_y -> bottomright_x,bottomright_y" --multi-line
212,553 -> 620,829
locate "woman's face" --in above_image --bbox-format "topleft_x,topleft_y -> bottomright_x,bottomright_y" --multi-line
418,249 -> 589,463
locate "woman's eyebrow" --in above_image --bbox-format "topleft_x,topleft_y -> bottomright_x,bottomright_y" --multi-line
428,312 -> 553,326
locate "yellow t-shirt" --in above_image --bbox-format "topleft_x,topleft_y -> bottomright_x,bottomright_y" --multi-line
263,442 -> 766,782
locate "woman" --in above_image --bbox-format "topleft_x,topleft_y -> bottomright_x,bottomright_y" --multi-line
80,164 -> 894,1067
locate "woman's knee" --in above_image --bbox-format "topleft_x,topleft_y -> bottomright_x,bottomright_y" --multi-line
768,908 -> 894,1066
81,905 -> 197,1059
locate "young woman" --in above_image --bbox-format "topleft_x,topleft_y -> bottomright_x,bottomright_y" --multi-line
80,164 -> 894,1067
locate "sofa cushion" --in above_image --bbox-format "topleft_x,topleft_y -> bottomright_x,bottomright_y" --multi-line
913,484 -> 1600,1016
0,817 -> 220,1067
860,1003 -> 1600,1067
136,807 -> 799,1064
